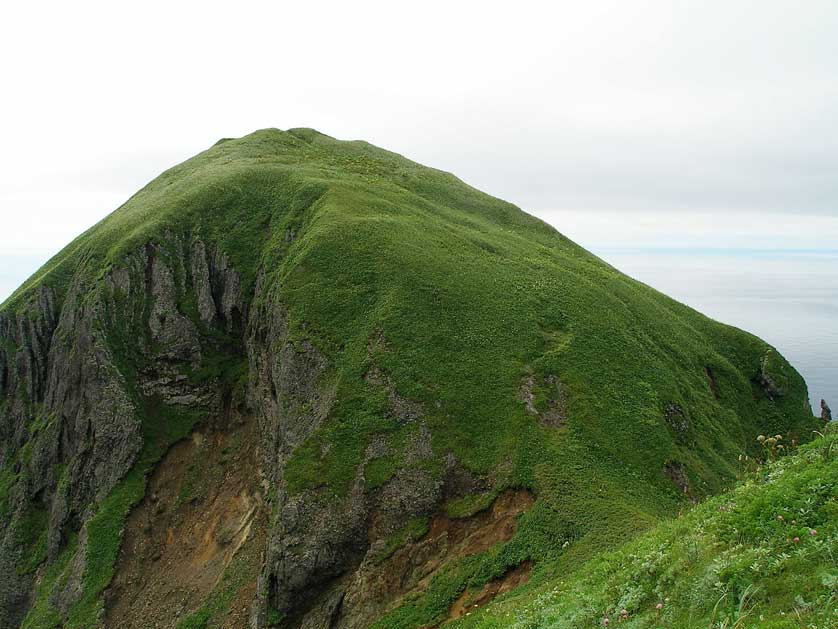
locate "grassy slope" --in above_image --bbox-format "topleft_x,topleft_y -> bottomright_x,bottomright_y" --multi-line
450,426 -> 838,629
2,128 -> 820,625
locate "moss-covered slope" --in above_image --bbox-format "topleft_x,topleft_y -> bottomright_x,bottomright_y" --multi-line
0,128 -> 820,628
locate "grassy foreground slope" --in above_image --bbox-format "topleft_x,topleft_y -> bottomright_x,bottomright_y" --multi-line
0,128 -> 822,626
450,426 -> 837,629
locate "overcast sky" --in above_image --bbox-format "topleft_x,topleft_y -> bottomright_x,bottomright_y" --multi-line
1,0 -> 837,300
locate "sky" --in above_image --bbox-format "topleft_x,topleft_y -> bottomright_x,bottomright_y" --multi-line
1,0 -> 838,302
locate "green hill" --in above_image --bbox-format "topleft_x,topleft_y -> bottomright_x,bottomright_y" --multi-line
0,128 -> 821,628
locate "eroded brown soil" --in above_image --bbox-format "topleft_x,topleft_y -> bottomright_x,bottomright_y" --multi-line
104,411 -> 266,628
396,488 -> 534,596
332,489 -> 535,627
104,415 -> 533,629
449,560 -> 533,620
426,489 -> 535,558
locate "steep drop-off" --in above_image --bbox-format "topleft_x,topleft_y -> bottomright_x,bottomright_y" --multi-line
0,129 -> 819,628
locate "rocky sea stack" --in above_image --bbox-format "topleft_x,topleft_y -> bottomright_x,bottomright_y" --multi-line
0,129 -> 820,628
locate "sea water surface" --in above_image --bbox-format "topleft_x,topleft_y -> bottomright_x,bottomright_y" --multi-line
594,248 -> 838,413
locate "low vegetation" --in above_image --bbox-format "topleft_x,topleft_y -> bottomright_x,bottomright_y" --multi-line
448,426 -> 837,628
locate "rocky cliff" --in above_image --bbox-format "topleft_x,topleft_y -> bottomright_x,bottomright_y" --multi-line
0,129 -> 820,628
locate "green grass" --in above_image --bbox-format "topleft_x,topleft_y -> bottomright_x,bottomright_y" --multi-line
445,491 -> 500,519
0,465 -> 16,520
376,516 -> 431,563
365,455 -> 399,491
20,536 -> 79,629
445,426 -> 838,628
1,128 -> 823,625
14,505 -> 48,575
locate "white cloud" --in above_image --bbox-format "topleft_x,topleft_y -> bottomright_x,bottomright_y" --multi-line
529,210 -> 838,252
1,0 -> 837,300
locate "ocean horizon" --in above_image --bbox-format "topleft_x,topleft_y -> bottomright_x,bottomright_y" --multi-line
594,246 -> 837,414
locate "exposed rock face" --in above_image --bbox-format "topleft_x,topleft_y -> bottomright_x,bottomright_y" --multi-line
246,280 -> 450,626
664,403 -> 690,444
103,407 -> 265,629
663,460 -> 695,503
337,489 -> 534,629
0,277 -> 150,625
449,560 -> 532,622
190,239 -> 243,331
519,372 -> 567,428
0,286 -> 61,625
757,350 -> 787,400
822,399 -> 833,423
0,235 -> 247,628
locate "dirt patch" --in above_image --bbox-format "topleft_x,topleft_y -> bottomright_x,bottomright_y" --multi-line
104,411 -> 266,628
426,489 -> 535,557
364,363 -> 422,425
519,373 -> 567,428
449,560 -> 533,620
663,460 -> 697,504
335,488 -> 534,626
663,402 -> 690,443
704,366 -> 720,399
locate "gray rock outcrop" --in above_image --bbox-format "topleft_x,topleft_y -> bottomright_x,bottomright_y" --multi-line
0,234 -> 247,627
